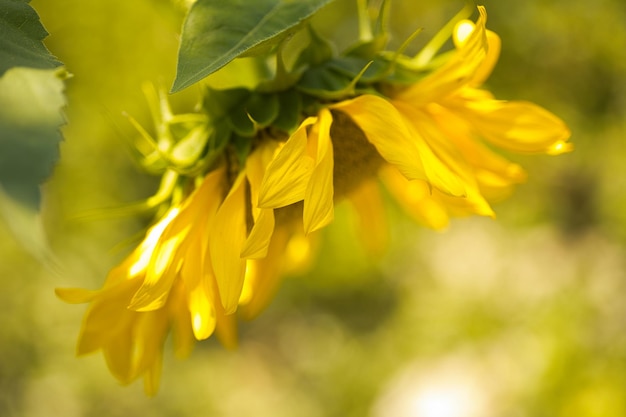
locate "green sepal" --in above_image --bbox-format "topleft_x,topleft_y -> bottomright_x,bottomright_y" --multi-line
230,133 -> 253,169
227,101 -> 256,137
272,88 -> 302,133
297,60 -> 372,100
293,24 -> 335,69
182,120 -> 232,176
326,56 -> 388,83
203,86 -> 251,121
169,124 -> 211,168
344,35 -> 388,60
246,93 -> 279,128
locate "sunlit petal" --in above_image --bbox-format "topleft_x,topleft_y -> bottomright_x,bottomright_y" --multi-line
210,172 -> 248,314
241,208 -> 275,259
392,100 -> 467,196
258,118 -> 317,208
460,98 -> 572,154
347,179 -> 388,255
188,281 -> 217,340
397,6 -> 489,103
304,108 -> 335,234
333,95 -> 428,182
379,166 -> 450,230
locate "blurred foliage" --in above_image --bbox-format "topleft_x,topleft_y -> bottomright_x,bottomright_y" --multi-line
1,0 -> 626,416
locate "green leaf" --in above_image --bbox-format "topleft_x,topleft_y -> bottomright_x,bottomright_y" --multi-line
0,66 -> 66,209
0,0 -> 62,77
172,0 -> 335,92
0,66 -> 66,265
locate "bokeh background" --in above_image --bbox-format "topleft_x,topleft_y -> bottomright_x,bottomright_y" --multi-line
2,0 -> 626,415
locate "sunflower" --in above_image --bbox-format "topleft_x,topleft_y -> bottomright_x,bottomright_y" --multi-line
57,4 -> 571,394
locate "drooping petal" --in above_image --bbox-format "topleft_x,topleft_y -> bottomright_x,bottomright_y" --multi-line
76,279 -> 140,356
55,287 -> 99,304
247,139 -> 281,215
428,104 -> 528,186
471,30 -> 501,87
398,102 -> 498,216
127,208 -> 180,280
333,95 -> 429,183
188,281 -> 216,340
210,171 -> 248,314
304,108 -> 334,234
102,322 -> 134,383
391,100 -> 467,196
258,118 -> 317,208
239,227 -> 290,320
397,6 -> 489,104
241,208 -> 275,259
242,142 -> 279,258
459,97 -> 572,154
132,308 -> 169,378
214,304 -> 238,350
130,169 -> 225,311
346,179 -> 388,255
379,166 -> 449,230
168,280 -> 195,359
143,351 -> 163,397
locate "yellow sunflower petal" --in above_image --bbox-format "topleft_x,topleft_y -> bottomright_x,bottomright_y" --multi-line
239,230 -> 287,320
397,6 -> 489,103
143,352 -> 163,397
131,169 -> 224,311
133,309 -> 169,375
247,139 -> 281,213
214,305 -> 238,350
241,208 -> 275,259
333,95 -> 429,182
379,166 -> 450,230
391,100 -> 467,196
304,108 -> 334,234
54,287 -> 99,304
210,171 -> 248,314
188,281 -> 216,340
76,279 -> 140,356
258,117 -> 317,208
102,326 -> 134,383
242,142 -> 279,258
347,179 -> 388,255
168,281 -> 195,359
472,30 -> 501,87
461,98 -> 572,154
428,104 -> 528,185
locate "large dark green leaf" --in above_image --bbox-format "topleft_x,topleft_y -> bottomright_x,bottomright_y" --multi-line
0,1 -> 65,260
172,0 -> 335,92
0,67 -> 66,208
0,0 -> 61,76
0,67 -> 66,259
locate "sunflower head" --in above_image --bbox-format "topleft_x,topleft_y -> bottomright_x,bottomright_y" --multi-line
57,3 -> 571,394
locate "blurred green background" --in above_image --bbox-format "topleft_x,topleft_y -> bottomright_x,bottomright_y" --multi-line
2,0 -> 626,416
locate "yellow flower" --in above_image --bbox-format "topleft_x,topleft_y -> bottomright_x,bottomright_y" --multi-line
58,5 -> 572,394
258,109 -> 334,234
57,144 -> 313,394
332,6 -> 571,228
